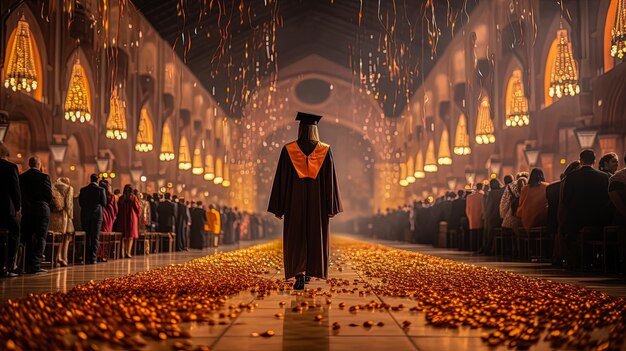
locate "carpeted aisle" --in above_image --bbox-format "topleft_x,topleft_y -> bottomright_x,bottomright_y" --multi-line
1,237 -> 624,351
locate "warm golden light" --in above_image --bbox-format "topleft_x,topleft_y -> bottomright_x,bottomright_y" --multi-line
611,0 -> 626,58
505,70 -> 530,127
178,136 -> 192,170
159,122 -> 175,161
105,87 -> 128,140
549,27 -> 580,98
406,157 -> 416,183
4,16 -> 38,93
399,163 -> 409,187
204,153 -> 215,181
437,127 -> 452,165
213,158 -> 223,184
64,58 -> 92,123
222,162 -> 231,187
453,114 -> 471,155
414,149 -> 425,179
135,107 -> 154,152
475,97 -> 495,145
424,139 -> 438,173
192,139 -> 204,175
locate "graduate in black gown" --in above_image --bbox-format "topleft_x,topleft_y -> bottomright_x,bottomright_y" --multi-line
268,112 -> 342,290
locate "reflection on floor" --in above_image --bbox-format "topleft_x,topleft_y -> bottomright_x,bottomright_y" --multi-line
1,234 -> 625,351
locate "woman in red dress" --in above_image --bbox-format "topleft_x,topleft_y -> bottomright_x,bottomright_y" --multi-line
117,184 -> 141,258
98,180 -> 118,261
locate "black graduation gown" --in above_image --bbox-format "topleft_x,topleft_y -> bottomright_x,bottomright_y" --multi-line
268,142 -> 342,280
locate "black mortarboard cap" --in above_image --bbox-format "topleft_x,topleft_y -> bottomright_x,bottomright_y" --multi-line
295,112 -> 322,125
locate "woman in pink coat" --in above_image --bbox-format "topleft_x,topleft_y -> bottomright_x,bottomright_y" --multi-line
117,184 -> 141,258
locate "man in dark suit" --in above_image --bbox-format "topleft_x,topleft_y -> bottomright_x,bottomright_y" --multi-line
78,174 -> 107,264
0,143 -> 21,277
149,193 -> 159,231
157,193 -> 176,232
19,156 -> 52,274
189,201 -> 206,249
561,150 -> 611,268
174,197 -> 189,251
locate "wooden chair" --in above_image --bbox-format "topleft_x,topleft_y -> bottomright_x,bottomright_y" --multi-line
42,231 -> 65,268
494,228 -> 513,261
111,232 -> 122,260
580,227 -> 605,271
528,227 -> 550,263
71,231 -> 86,264
0,229 -> 9,271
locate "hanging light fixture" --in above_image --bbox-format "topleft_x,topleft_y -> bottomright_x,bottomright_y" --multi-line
64,58 -> 92,123
437,127 -> 452,165
159,122 -> 175,161
192,139 -> 204,175
549,26 -> 580,98
424,139 -> 438,172
399,163 -> 409,187
4,15 -> 38,93
213,158 -> 223,184
135,107 -> 154,152
222,162 -> 231,187
105,87 -> 127,140
204,153 -> 215,181
453,114 -> 471,155
475,97 -> 495,145
414,149 -> 425,179
611,0 -> 626,59
406,157 -> 416,183
178,136 -> 192,170
506,74 -> 530,127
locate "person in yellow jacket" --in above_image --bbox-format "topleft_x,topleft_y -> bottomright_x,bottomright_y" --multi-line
204,204 -> 221,248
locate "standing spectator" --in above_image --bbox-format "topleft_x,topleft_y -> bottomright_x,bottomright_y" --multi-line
20,157 -> 52,274
99,180 -> 118,233
175,197 -> 190,251
482,178 -> 506,255
609,153 -> 626,224
500,173 -> 528,257
134,190 -> 150,232
561,150 -> 611,268
465,183 -> 485,251
118,185 -> 141,258
189,201 -> 207,249
547,161 -> 581,265
517,168 -> 549,231
149,193 -> 159,231
206,204 -> 221,248
0,143 -> 21,277
599,152 -> 619,176
79,174 -> 107,264
49,177 -> 74,267
157,193 -> 176,233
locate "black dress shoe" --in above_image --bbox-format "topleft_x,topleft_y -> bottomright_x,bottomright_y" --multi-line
27,268 -> 48,274
305,275 -> 311,284
2,271 -> 19,278
293,274 -> 305,291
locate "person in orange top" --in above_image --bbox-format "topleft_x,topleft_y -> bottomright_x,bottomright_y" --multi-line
517,168 -> 549,231
465,183 -> 485,251
205,204 -> 221,248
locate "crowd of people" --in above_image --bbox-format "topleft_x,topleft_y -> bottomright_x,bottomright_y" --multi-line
0,142 -> 279,277
350,149 -> 626,272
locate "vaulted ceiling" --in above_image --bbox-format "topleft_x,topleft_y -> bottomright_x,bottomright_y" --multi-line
132,0 -> 477,118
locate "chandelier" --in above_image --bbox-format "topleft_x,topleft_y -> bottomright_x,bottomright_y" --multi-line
549,27 -> 580,98
222,162 -> 231,187
475,98 -> 495,145
135,108 -> 154,152
213,158 -> 224,184
506,75 -> 530,127
405,157 -> 416,183
414,149 -> 425,179
437,127 -> 452,165
454,114 -> 471,155
424,139 -> 438,172
204,154 -> 215,181
192,139 -> 204,175
64,58 -> 91,123
611,0 -> 626,59
105,87 -> 127,140
178,136 -> 192,170
399,163 -> 409,187
4,15 -> 38,93
159,122 -> 175,161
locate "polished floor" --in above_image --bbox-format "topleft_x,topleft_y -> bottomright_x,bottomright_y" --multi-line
1,234 -> 625,350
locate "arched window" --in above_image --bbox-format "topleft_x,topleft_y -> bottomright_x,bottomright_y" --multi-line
505,69 -> 529,127
3,14 -> 44,101
604,0 -> 621,72
135,106 -> 154,152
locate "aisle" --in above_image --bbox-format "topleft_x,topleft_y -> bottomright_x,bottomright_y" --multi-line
1,236 -> 624,351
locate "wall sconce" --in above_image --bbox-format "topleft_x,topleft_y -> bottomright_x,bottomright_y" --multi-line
524,146 -> 541,167
574,127 -> 598,149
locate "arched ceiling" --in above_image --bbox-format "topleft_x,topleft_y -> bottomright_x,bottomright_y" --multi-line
131,0 -> 478,118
